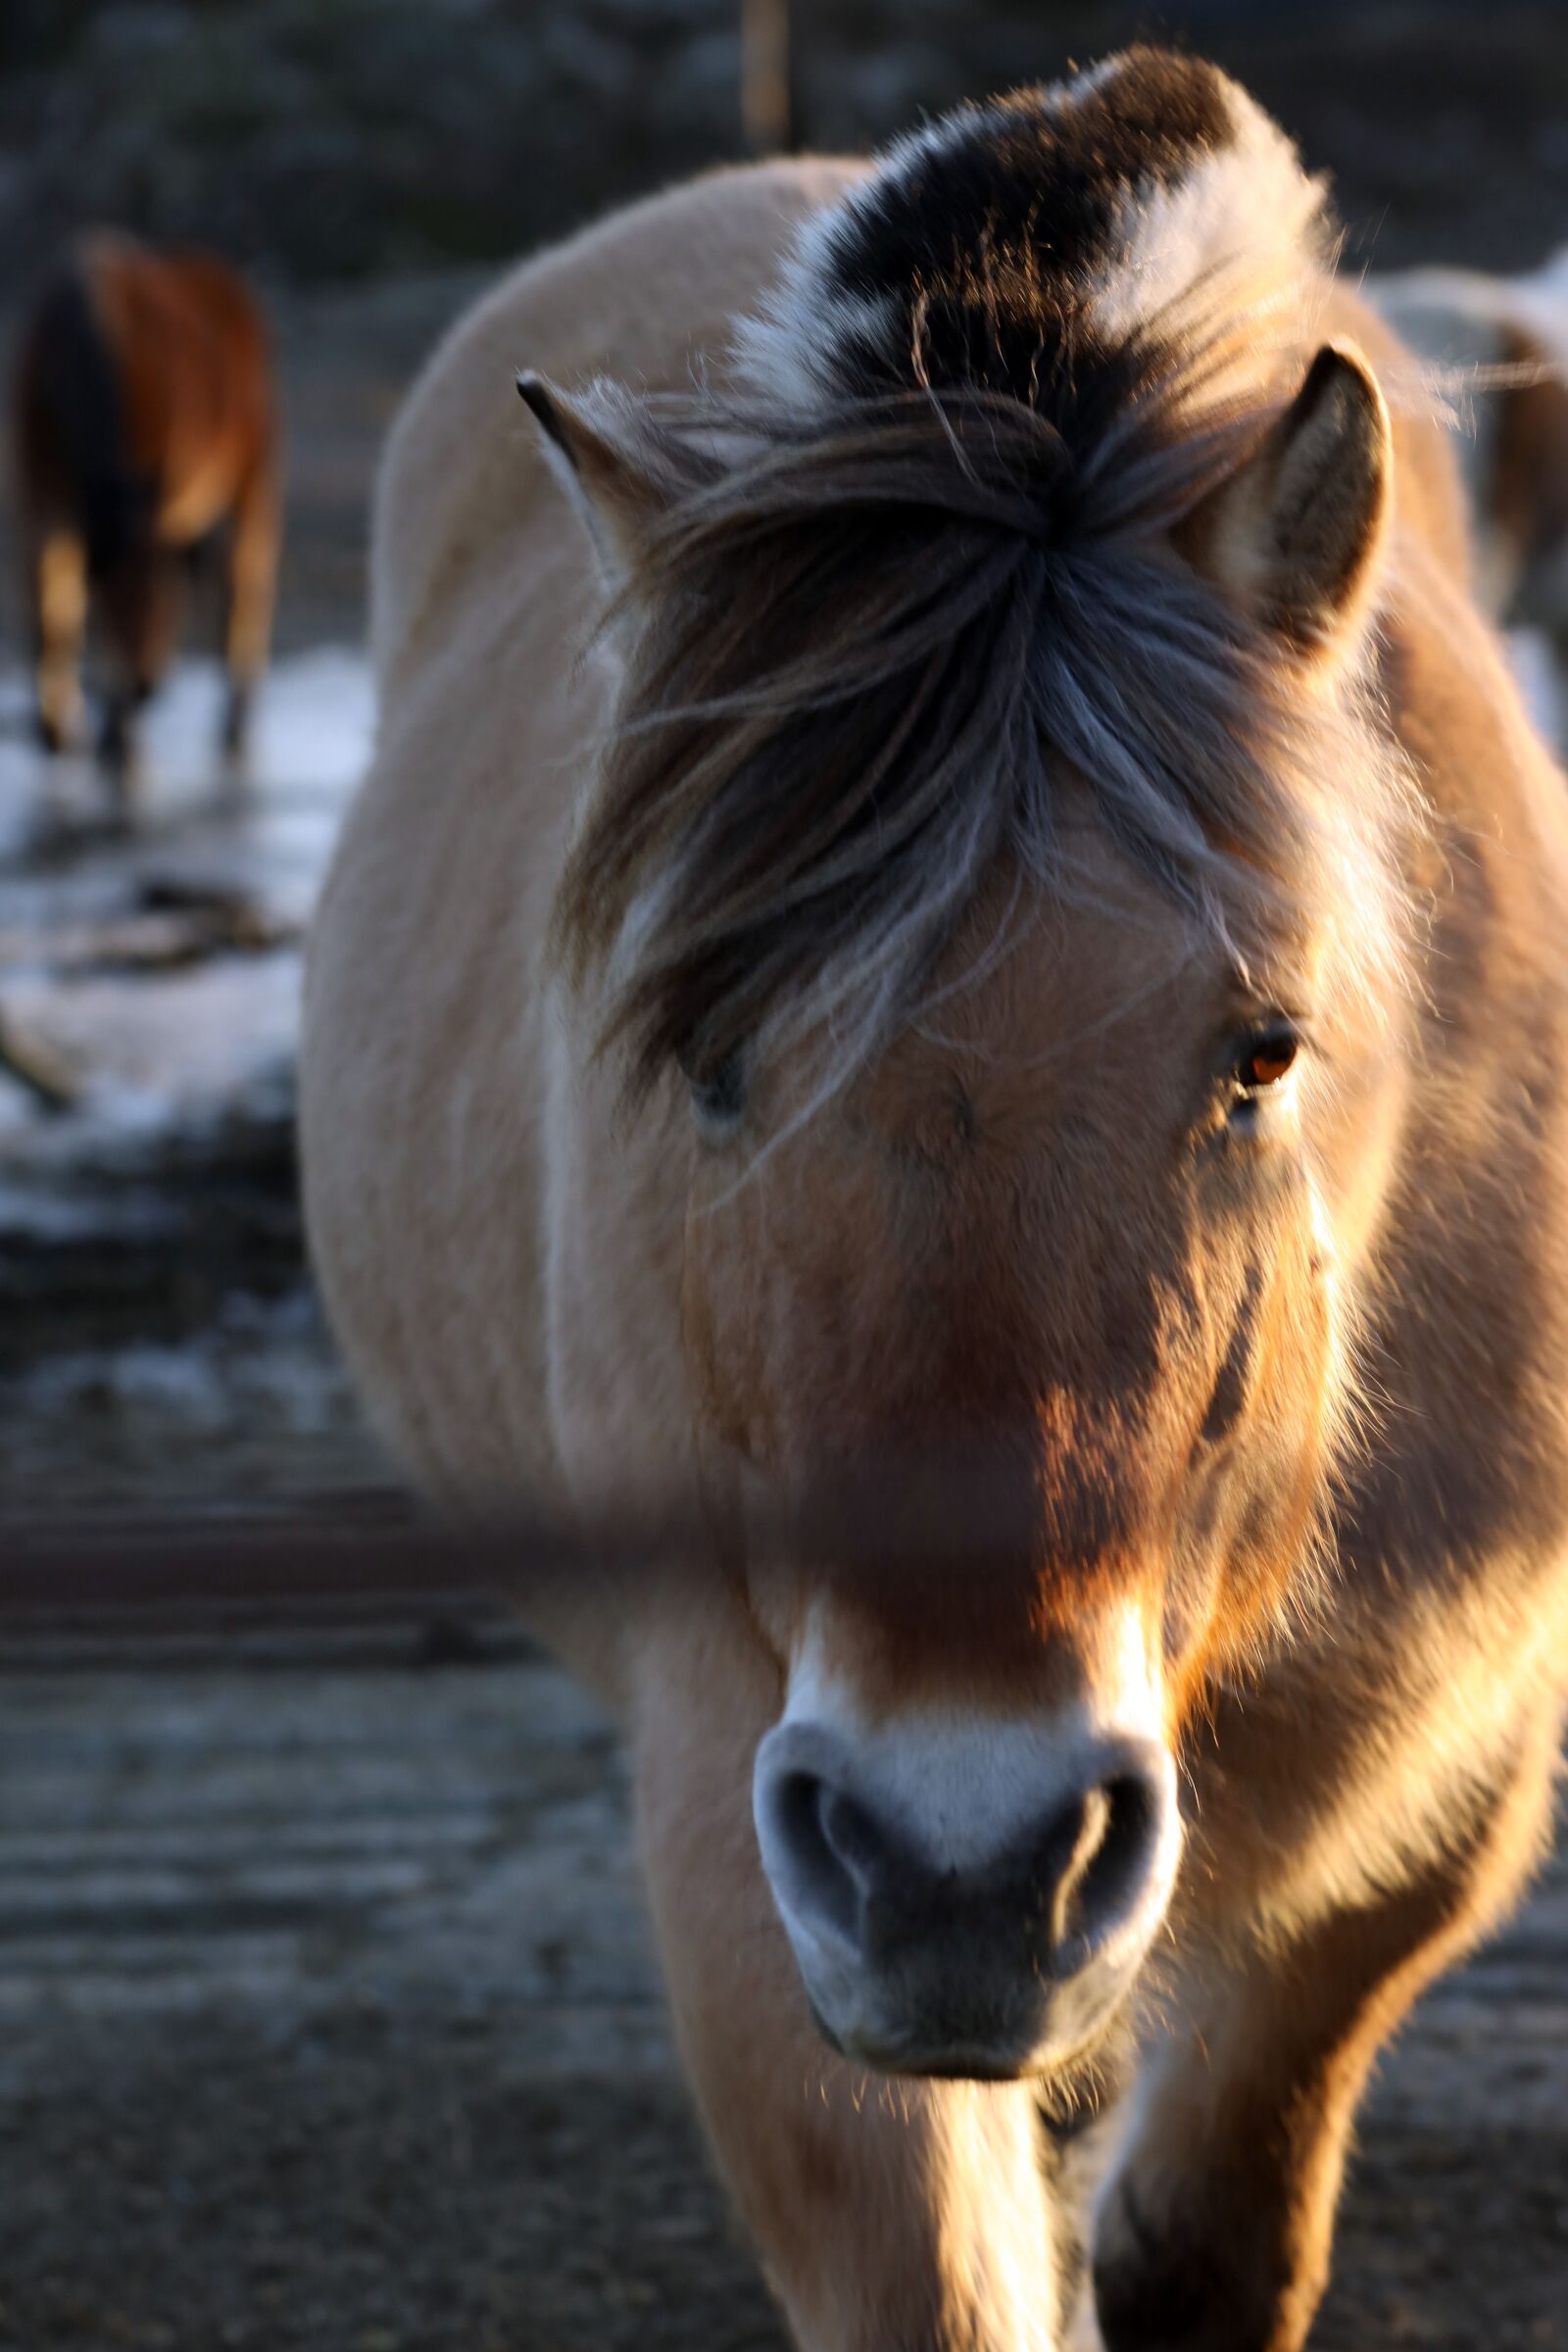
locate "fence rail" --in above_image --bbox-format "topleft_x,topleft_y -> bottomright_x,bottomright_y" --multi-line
0,1505 -> 632,1620
0,1464 -> 1060,1658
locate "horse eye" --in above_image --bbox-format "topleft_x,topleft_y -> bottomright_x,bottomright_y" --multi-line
1234,1023 -> 1299,1094
689,1048 -> 747,1139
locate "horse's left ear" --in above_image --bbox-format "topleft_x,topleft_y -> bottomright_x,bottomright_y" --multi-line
517,373 -> 669,587
1183,343 -> 1392,660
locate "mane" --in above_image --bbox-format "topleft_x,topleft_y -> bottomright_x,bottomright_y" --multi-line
555,49 -> 1415,1098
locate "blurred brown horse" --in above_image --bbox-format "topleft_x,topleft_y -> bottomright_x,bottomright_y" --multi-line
10,231 -> 279,764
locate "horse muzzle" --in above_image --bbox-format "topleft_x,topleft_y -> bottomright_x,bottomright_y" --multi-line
754,1712 -> 1180,2079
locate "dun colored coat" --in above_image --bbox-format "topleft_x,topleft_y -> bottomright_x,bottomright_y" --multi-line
303,51 -> 1568,2352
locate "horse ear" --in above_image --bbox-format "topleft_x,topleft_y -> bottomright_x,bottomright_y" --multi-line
516,373 -> 668,586
1183,343 -> 1392,659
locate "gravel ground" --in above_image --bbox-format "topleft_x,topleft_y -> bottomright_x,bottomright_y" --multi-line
0,1648 -> 1563,2352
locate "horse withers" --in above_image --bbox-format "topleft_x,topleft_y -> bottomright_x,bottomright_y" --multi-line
303,49 -> 1568,2352
10,231 -> 279,765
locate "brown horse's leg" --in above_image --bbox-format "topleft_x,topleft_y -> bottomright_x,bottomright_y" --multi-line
96,542 -> 185,771
221,453 -> 279,756
28,523 -> 87,754
632,1599 -> 1066,2352
1092,1716 -> 1559,2352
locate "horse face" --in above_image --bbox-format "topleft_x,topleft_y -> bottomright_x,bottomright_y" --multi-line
523,330 -> 1399,2077
681,826 -> 1394,2078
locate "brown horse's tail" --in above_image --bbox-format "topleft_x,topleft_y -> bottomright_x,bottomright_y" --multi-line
15,251 -> 153,575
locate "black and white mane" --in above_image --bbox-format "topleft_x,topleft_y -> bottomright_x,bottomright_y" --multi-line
738,51 -> 1324,415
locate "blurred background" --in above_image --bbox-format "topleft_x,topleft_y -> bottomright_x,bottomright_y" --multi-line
0,10 -> 1565,2350
4,0 -> 1568,670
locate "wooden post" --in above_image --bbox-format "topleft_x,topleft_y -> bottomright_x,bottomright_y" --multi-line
742,0 -> 796,155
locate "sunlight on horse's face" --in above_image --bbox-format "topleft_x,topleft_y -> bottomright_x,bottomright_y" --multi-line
681,820 -> 1398,2078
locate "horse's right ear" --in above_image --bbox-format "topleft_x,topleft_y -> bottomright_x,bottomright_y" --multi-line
517,373 -> 668,587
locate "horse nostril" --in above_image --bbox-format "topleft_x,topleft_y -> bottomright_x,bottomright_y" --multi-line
1048,1766 -> 1163,1965
770,1770 -> 892,1945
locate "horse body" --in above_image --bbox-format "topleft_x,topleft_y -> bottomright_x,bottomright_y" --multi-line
304,52 -> 1568,2352
1367,257 -> 1568,650
10,231 -> 279,760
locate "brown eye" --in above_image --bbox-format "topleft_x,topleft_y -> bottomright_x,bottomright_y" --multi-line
1235,1024 -> 1298,1093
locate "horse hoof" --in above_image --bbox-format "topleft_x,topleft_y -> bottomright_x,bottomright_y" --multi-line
220,687 -> 252,761
34,703 -> 78,756
96,709 -> 136,776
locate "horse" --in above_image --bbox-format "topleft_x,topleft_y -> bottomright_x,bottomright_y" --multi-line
1366,257 -> 1568,655
301,48 -> 1568,2352
9,230 -> 280,765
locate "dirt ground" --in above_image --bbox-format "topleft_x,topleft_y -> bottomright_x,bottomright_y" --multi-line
0,1637 -> 1564,2352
